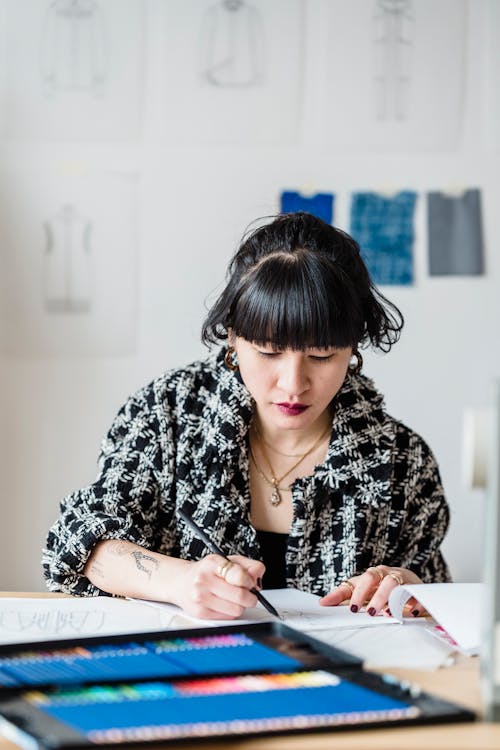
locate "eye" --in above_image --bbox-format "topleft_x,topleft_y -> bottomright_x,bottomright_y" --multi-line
309,354 -> 334,362
257,350 -> 280,358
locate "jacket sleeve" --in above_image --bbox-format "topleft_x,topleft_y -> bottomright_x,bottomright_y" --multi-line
392,429 -> 452,582
42,387 -> 167,596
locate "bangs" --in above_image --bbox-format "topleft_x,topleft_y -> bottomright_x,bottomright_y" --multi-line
230,253 -> 364,350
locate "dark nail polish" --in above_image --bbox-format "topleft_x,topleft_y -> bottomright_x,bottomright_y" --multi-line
257,577 -> 263,589
368,607 -> 376,616
386,608 -> 392,617
411,609 -> 419,617
350,604 -> 358,613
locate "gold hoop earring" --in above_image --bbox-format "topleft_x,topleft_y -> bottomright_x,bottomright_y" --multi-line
349,349 -> 363,375
224,346 -> 239,372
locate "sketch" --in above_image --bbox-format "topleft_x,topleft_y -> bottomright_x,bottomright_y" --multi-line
0,608 -> 106,635
39,0 -> 107,97
372,0 -> 414,120
43,203 -> 92,314
199,0 -> 265,87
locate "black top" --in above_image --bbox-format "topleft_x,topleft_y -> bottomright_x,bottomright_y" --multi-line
256,528 -> 289,589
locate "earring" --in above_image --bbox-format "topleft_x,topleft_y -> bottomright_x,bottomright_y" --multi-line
349,349 -> 363,375
224,346 -> 239,372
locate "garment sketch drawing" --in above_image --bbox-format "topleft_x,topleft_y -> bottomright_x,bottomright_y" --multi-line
0,608 -> 105,635
43,204 -> 92,314
39,0 -> 107,96
199,0 -> 265,87
372,0 -> 414,120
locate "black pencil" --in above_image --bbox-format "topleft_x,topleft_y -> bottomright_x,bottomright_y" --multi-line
178,509 -> 283,620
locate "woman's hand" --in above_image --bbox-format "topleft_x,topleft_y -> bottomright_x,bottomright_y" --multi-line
172,554 -> 266,620
319,565 -> 424,617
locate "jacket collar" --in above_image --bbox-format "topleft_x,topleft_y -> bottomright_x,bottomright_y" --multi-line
200,348 -> 254,462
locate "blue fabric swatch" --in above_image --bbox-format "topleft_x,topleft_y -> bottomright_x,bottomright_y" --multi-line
280,191 -> 334,224
349,191 -> 417,286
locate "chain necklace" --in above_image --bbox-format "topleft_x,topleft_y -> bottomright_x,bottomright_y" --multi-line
249,424 -> 331,506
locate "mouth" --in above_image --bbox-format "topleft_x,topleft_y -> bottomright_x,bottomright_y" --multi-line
276,402 -> 310,416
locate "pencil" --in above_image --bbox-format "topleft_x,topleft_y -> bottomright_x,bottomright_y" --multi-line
178,509 -> 283,620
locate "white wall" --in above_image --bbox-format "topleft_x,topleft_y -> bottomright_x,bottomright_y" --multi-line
0,0 -> 498,590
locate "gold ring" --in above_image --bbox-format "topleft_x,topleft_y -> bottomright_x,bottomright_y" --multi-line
217,560 -> 234,581
366,566 -> 385,582
339,579 -> 355,594
387,571 -> 404,586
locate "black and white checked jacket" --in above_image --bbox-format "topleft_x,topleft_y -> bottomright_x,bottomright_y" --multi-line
43,349 -> 451,596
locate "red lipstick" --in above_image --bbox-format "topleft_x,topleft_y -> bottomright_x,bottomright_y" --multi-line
276,402 -> 309,416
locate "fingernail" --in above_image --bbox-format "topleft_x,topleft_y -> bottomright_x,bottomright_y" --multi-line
411,609 -> 419,617
350,604 -> 358,613
368,607 -> 376,616
385,608 -> 392,617
257,577 -> 263,589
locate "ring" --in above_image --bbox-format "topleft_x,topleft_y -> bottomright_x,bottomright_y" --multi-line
387,571 -> 404,586
339,579 -> 355,594
217,560 -> 234,581
366,566 -> 385,582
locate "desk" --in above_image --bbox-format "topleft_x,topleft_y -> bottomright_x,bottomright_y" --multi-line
1,593 -> 499,750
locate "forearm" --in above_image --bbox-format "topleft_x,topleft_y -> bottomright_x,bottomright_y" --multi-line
84,539 -> 191,605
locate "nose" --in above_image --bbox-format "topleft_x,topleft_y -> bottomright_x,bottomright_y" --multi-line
276,354 -> 310,396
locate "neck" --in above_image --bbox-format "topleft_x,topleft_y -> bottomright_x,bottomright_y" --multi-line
253,409 -> 332,455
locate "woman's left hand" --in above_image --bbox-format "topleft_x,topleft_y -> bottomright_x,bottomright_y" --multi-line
319,565 -> 424,617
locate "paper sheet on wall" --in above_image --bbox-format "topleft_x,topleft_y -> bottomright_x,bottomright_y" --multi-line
388,582 -> 481,655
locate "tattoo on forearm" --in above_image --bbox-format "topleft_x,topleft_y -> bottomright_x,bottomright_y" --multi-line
131,551 -> 159,579
107,540 -> 134,557
89,561 -> 105,579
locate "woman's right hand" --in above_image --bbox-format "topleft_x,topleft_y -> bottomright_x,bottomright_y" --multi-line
172,554 -> 266,620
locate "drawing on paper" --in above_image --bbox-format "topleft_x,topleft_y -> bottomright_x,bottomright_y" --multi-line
39,0 -> 107,96
43,203 -> 92,314
372,0 -> 414,120
199,0 -> 265,87
0,608 -> 106,635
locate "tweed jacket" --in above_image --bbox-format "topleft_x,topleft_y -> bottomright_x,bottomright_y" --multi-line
43,349 -> 451,596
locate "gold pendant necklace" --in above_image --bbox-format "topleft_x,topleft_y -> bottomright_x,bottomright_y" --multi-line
249,424 -> 331,506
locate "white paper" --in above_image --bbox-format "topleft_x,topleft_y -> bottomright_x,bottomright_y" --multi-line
323,0 -> 466,151
388,583 -> 481,655
312,620 -> 455,671
0,170 -> 139,358
0,597 -> 175,645
137,588 -> 398,632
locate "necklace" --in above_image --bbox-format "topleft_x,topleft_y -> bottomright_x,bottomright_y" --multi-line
249,424 -> 331,507
252,423 -> 311,458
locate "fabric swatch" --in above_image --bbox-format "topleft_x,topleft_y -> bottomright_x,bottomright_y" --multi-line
427,189 -> 484,276
349,191 -> 417,286
280,191 -> 334,225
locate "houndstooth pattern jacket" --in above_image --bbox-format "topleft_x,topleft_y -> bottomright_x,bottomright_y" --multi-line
43,349 -> 451,596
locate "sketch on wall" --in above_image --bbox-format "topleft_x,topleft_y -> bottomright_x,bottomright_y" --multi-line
40,0 -> 107,98
160,0 -> 303,145
43,203 -> 92,314
4,0 -> 144,140
0,171 -> 138,358
324,0 -> 466,150
373,0 -> 414,121
200,0 -> 265,88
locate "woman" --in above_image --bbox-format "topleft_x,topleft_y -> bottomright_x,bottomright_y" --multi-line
43,212 -> 450,619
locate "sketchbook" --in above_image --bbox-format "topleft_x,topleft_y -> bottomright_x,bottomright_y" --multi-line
0,590 -> 395,648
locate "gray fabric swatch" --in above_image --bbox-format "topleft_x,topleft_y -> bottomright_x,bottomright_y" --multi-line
427,189 -> 484,276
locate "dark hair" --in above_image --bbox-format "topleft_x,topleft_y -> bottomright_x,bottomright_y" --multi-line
201,212 -> 403,352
